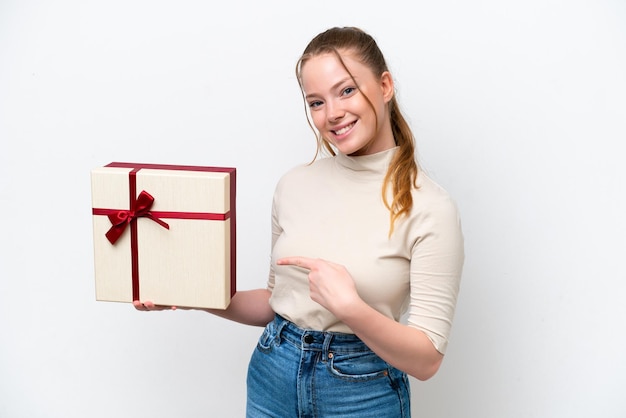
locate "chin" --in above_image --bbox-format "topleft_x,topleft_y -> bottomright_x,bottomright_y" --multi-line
333,141 -> 366,156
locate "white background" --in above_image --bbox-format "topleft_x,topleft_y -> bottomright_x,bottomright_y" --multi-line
1,1 -> 625,417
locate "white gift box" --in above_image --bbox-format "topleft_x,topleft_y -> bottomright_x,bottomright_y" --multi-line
91,162 -> 236,309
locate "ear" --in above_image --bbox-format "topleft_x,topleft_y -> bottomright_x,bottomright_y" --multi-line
380,71 -> 394,103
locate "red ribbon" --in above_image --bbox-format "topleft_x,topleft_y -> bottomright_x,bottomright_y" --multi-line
104,190 -> 170,244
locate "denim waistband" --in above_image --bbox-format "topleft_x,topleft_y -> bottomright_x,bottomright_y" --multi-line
273,314 -> 372,354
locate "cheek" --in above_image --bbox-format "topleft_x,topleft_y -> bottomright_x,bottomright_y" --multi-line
310,111 -> 326,131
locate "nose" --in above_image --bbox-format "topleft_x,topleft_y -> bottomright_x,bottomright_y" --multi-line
326,99 -> 345,122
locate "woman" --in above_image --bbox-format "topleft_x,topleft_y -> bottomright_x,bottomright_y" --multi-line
137,26 -> 464,417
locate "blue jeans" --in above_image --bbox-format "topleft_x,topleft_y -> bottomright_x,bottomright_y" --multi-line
246,314 -> 411,417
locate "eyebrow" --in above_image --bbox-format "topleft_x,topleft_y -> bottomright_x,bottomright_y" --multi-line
305,77 -> 354,100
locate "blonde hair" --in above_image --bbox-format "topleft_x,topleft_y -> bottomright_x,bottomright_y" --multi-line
295,27 -> 419,235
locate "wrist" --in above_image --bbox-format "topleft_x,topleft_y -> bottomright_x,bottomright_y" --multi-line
334,295 -> 368,324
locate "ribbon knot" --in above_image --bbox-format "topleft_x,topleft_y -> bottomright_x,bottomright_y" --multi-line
105,190 -> 170,244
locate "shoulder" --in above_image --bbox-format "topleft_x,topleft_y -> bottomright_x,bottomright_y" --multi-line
414,171 -> 458,210
409,170 -> 462,230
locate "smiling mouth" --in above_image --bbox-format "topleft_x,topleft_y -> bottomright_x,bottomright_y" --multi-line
332,122 -> 355,136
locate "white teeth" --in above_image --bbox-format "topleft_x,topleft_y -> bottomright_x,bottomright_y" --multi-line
334,123 -> 354,136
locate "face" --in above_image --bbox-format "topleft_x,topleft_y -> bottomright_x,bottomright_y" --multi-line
300,50 -> 395,156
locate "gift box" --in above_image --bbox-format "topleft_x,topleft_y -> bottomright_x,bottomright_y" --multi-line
91,162 -> 236,309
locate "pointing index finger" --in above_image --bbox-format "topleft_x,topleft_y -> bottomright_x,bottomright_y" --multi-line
277,256 -> 315,270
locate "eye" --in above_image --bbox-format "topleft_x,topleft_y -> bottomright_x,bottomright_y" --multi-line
342,87 -> 357,96
308,100 -> 323,109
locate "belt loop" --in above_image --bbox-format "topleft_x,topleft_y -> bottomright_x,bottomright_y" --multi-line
322,333 -> 334,362
274,314 -> 289,346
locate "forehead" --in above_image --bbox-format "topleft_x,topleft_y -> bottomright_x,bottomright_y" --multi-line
300,50 -> 371,91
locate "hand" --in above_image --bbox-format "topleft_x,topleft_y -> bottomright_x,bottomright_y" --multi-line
276,256 -> 361,316
132,300 -> 177,312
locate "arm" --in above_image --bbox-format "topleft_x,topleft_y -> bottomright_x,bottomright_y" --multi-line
276,258 -> 442,380
337,295 -> 442,380
134,288 -> 275,327
201,288 -> 274,327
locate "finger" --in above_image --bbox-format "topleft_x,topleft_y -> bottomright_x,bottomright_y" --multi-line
277,256 -> 315,269
145,301 -> 176,311
132,300 -> 148,311
133,300 -> 172,311
133,300 -> 178,311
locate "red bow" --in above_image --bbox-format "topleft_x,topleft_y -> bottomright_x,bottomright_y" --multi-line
105,190 -> 170,244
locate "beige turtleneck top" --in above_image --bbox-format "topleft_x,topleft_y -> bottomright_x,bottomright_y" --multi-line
267,147 -> 464,354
